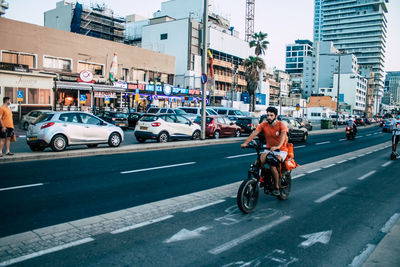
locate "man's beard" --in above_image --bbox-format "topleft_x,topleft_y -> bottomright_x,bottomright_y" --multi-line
267,118 -> 275,124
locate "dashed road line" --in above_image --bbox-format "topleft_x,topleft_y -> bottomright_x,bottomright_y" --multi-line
339,138 -> 346,141
183,200 -> 226,213
292,174 -> 305,179
295,145 -> 306,149
366,134 -> 372,136
381,161 -> 392,167
323,164 -> 336,169
226,153 -> 257,159
349,244 -> 376,267
337,159 -> 348,164
208,216 -> 291,255
316,141 -> 331,145
121,162 -> 196,174
307,168 -> 322,174
0,183 -> 44,192
381,213 -> 400,233
314,187 -> 347,203
357,170 -> 376,181
348,157 -> 357,160
0,238 -> 94,266
111,215 -> 174,234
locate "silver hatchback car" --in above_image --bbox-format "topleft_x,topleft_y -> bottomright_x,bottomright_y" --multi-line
26,111 -> 124,152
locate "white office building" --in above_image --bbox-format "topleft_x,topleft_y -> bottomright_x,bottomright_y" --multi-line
313,0 -> 324,42
320,0 -> 389,115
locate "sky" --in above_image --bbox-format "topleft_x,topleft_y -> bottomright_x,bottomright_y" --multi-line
3,0 -> 400,72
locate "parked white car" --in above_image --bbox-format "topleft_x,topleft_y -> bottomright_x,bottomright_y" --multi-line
20,110 -> 52,130
135,114 -> 201,143
26,111 -> 124,152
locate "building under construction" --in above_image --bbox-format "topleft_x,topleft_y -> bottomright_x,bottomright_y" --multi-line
45,1 -> 125,43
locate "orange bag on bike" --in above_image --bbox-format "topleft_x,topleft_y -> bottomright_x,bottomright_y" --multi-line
284,143 -> 299,171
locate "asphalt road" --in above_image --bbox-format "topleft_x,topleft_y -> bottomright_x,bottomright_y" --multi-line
1,125 -> 398,266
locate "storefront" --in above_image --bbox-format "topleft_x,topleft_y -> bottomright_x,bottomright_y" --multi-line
0,70 -> 55,121
55,81 -> 126,113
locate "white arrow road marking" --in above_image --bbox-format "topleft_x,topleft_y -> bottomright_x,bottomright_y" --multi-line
120,162 -> 196,174
164,226 -> 212,243
298,230 -> 332,248
209,216 -> 291,255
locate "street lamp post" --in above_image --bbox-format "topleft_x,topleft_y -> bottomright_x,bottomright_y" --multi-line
200,0 -> 208,140
335,53 -> 341,129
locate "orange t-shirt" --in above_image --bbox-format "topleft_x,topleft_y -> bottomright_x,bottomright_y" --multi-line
0,106 -> 14,128
256,121 -> 288,152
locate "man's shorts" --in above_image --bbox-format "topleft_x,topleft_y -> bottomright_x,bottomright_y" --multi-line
263,149 -> 288,162
0,128 -> 14,139
393,135 -> 400,145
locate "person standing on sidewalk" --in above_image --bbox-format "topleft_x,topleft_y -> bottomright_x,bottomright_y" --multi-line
0,97 -> 15,156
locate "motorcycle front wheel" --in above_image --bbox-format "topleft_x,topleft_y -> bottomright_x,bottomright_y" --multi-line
237,179 -> 259,214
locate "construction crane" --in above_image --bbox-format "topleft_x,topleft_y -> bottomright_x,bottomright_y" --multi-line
245,0 -> 255,42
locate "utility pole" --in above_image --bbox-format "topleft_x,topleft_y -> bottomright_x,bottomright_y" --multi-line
200,0 -> 208,140
335,52 -> 341,129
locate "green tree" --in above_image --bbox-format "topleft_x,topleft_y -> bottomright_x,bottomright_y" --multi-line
249,31 -> 269,56
244,56 -> 265,112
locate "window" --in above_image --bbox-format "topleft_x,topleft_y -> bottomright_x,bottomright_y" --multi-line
28,88 -> 39,104
59,113 -> 79,123
80,114 -> 101,125
39,89 -> 51,104
1,51 -> 36,68
43,56 -> 71,71
176,115 -> 189,124
77,62 -> 104,76
160,33 -> 168,40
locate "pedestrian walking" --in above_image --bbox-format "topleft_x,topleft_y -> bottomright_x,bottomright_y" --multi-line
0,97 -> 15,156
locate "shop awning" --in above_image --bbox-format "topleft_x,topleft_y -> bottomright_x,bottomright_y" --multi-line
55,81 -> 125,92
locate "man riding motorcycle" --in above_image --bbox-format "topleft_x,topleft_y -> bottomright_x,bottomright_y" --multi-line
390,112 -> 400,157
346,117 -> 357,135
241,107 -> 288,196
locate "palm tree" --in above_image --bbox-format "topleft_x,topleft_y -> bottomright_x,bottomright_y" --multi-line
249,31 -> 269,56
244,56 -> 265,112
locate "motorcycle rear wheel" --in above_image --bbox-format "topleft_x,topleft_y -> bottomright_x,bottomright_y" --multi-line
237,179 -> 259,214
278,172 -> 292,200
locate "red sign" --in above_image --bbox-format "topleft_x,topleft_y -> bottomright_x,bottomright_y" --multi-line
78,70 -> 94,83
128,83 -> 146,90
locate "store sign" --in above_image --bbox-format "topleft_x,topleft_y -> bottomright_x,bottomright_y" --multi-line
113,81 -> 128,89
78,70 -> 94,83
94,92 -> 117,99
128,83 -> 146,91
163,84 -> 172,95
172,87 -> 189,94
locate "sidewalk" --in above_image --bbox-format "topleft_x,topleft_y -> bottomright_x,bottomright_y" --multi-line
363,215 -> 400,266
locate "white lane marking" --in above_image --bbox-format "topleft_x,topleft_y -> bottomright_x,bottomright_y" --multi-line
381,213 -> 400,233
365,151 -> 372,155
183,200 -> 225,213
373,132 -> 379,135
357,154 -> 366,157
349,244 -> 376,267
111,215 -> 174,234
314,187 -> 347,203
18,135 -> 26,138
295,145 -> 306,149
323,164 -> 335,169
316,141 -> 331,145
0,183 -> 44,192
121,162 -> 196,174
209,216 -> 291,255
348,157 -> 357,160
366,134 -> 372,136
357,170 -> 376,181
307,168 -> 321,174
381,161 -> 392,167
356,135 -> 364,138
0,237 -> 94,266
337,159 -> 348,164
298,230 -> 332,249
292,174 -> 305,179
226,152 -> 257,159
339,138 -> 346,141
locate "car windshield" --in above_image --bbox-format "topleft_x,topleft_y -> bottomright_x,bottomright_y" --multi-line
147,108 -> 159,114
111,113 -> 128,119
33,113 -> 54,124
175,109 -> 187,115
194,116 -> 213,124
140,115 -> 158,122
233,110 -> 244,116
206,109 -> 218,115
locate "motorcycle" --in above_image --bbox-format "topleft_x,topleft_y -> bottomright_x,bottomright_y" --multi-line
237,140 -> 292,214
346,126 -> 356,140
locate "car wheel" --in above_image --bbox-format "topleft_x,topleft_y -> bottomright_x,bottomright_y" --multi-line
303,133 -> 308,142
136,137 -> 146,143
235,130 -> 241,137
192,130 -> 201,140
108,132 -> 121,147
214,130 -> 221,139
158,132 -> 169,143
87,144 -> 98,148
23,122 -> 29,130
50,134 -> 67,152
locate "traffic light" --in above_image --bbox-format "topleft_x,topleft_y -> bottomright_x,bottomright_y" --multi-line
0,0 -> 9,16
